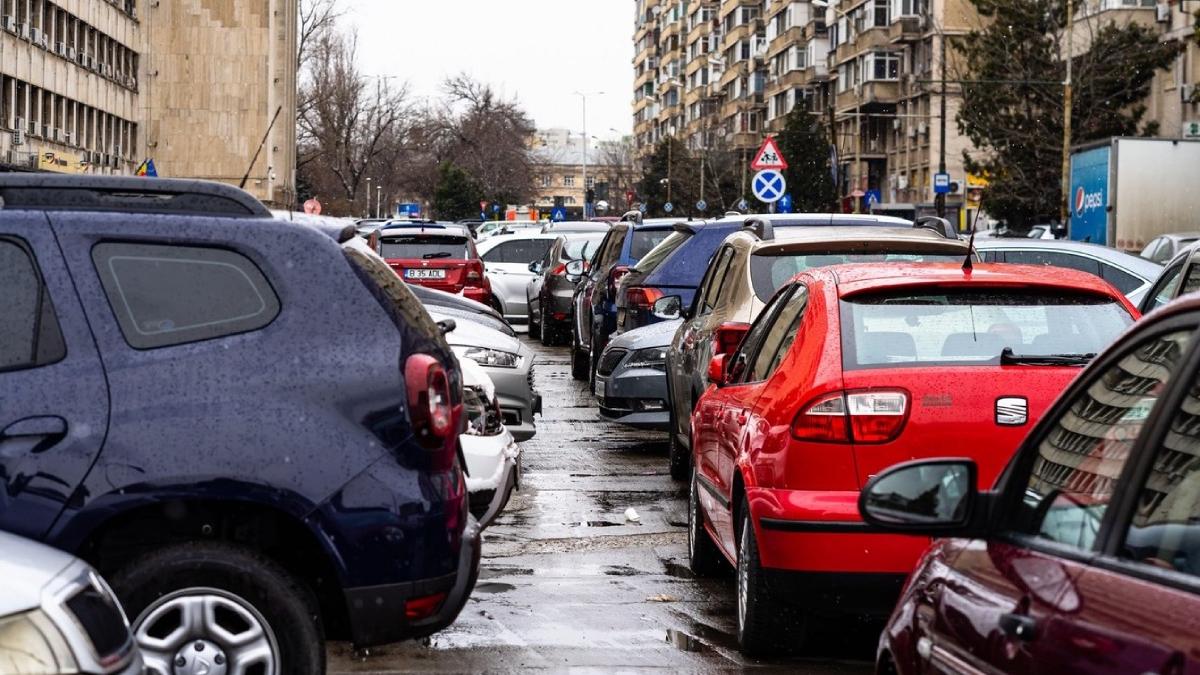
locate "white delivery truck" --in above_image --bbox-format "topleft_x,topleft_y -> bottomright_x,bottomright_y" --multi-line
1068,137 -> 1200,252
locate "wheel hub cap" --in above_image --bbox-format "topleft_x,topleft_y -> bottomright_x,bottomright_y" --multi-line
134,588 -> 279,675
174,639 -> 227,675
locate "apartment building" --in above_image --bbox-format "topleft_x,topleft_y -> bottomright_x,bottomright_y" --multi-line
633,0 -> 1199,219
0,0 -> 297,205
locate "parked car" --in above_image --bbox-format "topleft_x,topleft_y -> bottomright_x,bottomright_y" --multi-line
1137,241 -> 1200,315
570,216 -> 677,382
475,219 -> 540,242
863,292 -> 1200,675
408,282 -> 515,337
975,238 -> 1161,306
0,531 -> 141,675
540,221 -> 613,234
593,318 -> 681,430
0,175 -> 489,673
458,357 -> 520,526
528,232 -> 607,344
687,262 -> 1137,655
1140,231 -> 1200,263
476,232 -> 559,330
430,309 -> 539,441
666,221 -> 970,479
378,221 -> 491,304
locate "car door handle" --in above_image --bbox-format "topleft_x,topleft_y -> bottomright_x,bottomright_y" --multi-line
998,612 -> 1038,641
0,416 -> 68,455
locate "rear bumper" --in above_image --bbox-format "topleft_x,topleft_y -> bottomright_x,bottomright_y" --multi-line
462,287 -> 490,304
594,368 -> 670,431
748,487 -> 931,576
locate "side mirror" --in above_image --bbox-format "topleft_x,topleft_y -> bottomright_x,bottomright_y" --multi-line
436,319 -> 457,336
859,459 -> 979,533
713,321 -> 751,358
707,353 -> 729,386
565,259 -> 586,276
528,261 -> 542,274
652,295 -> 682,320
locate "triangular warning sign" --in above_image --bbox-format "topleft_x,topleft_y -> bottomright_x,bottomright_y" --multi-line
750,136 -> 788,171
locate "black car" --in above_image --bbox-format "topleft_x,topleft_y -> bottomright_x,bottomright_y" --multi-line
528,232 -> 607,344
0,175 -> 492,673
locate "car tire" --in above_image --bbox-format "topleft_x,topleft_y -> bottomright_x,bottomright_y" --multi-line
668,409 -> 690,481
112,541 -> 324,675
571,332 -> 589,380
736,497 -> 802,656
529,313 -> 541,341
688,468 -> 725,577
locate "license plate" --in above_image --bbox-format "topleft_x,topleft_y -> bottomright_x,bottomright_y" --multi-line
594,379 -> 606,399
405,268 -> 446,280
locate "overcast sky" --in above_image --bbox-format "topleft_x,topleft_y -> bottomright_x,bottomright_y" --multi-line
347,0 -> 634,140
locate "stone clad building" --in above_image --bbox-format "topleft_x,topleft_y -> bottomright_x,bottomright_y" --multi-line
0,0 -> 296,205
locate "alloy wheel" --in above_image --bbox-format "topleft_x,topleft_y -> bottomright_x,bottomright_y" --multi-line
133,587 -> 280,675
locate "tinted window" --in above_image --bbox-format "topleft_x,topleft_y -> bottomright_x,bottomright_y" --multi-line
633,230 -> 691,273
1013,330 -> 1192,551
842,289 -> 1133,368
0,238 -> 66,372
701,247 -> 735,314
483,239 -> 553,264
93,243 -> 280,349
1002,250 -> 1101,277
381,235 -> 470,260
750,250 -> 962,300
594,230 -> 623,271
748,285 -> 809,382
629,228 -> 674,261
1100,263 -> 1144,295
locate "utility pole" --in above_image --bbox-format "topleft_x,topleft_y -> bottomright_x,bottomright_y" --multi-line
1059,0 -> 1074,226
667,128 -> 673,204
365,177 -> 372,219
376,184 -> 382,219
936,21 -> 948,220
574,91 -> 604,218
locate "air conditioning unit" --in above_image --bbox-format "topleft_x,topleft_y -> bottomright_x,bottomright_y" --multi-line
37,33 -> 47,50
55,41 -> 65,56
893,119 -> 902,129
17,22 -> 28,40
28,26 -> 38,43
67,46 -> 76,60
11,129 -> 24,146
104,64 -> 113,78
1156,3 -> 1170,23
918,122 -> 928,135
1,15 -> 15,33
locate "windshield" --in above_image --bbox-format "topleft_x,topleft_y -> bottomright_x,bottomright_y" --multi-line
563,235 -> 606,261
381,235 -> 470,260
751,251 -> 964,300
630,229 -> 674,261
841,289 -> 1133,369
633,231 -> 691,273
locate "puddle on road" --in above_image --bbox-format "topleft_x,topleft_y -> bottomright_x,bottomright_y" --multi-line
473,582 -> 516,594
567,519 -> 624,528
661,560 -> 695,579
602,565 -> 641,576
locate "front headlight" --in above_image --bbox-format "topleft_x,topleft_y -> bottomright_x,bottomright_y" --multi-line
0,609 -> 78,673
626,347 -> 667,370
454,346 -> 521,369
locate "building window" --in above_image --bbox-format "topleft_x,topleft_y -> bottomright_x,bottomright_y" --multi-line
541,174 -> 551,188
864,52 -> 900,81
586,176 -> 596,189
563,175 -> 576,187
891,0 -> 925,17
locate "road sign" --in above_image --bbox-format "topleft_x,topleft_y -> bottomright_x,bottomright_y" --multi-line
664,202 -> 674,213
1186,121 -> 1200,139
777,194 -> 792,214
750,137 -> 788,171
737,199 -> 749,212
752,170 -> 787,204
695,199 -> 707,212
550,206 -> 567,222
933,172 -> 951,195
638,203 -> 648,213
865,190 -> 882,209
491,203 -> 501,213
303,198 -> 322,215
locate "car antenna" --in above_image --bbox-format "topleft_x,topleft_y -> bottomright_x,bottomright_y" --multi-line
962,195 -> 984,273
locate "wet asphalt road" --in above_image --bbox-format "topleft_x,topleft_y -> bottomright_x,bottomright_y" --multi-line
328,337 -> 877,673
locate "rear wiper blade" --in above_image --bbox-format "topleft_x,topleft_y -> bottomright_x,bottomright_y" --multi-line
1000,347 -> 1095,366
422,252 -> 453,259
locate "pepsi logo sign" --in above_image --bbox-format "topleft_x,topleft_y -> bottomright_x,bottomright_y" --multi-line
1074,186 -> 1103,216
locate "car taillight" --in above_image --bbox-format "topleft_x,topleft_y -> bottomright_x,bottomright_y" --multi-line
405,354 -> 453,451
609,265 -> 631,293
791,390 -> 909,443
626,286 -> 663,311
714,321 -> 751,358
405,592 -> 447,621
551,263 -> 567,276
466,261 -> 484,285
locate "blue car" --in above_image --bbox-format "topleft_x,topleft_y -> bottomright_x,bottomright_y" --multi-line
569,213 -> 676,382
0,175 -> 494,674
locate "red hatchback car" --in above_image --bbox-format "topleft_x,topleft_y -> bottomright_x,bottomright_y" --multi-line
378,223 -> 491,304
862,294 -> 1200,675
687,262 -> 1138,655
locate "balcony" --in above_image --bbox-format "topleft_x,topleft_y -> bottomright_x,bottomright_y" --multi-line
835,79 -> 900,113
660,19 -> 682,43
889,16 -> 922,43
765,25 -> 803,59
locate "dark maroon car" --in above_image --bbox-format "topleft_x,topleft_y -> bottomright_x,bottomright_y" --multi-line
860,295 -> 1200,675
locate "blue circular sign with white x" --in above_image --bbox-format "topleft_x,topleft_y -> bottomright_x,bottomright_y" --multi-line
752,170 -> 786,204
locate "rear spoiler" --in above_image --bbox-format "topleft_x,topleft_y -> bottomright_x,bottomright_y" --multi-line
672,221 -> 698,235
914,216 -> 957,239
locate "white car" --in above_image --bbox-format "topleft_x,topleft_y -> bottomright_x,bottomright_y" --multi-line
459,357 -> 520,526
476,232 -> 562,330
475,220 -> 541,242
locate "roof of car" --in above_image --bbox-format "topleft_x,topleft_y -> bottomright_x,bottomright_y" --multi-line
0,173 -> 272,217
809,262 -> 1128,299
713,213 -> 913,227
379,223 -> 470,237
754,225 -> 966,250
1160,232 -> 1200,242
973,238 -> 1162,278
475,231 -> 566,252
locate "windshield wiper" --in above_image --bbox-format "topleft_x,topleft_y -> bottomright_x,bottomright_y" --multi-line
1000,347 -> 1095,366
422,252 -> 453,259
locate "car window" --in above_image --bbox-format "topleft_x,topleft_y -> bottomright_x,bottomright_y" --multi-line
629,228 -> 674,262
1140,238 -> 1164,262
729,284 -> 795,384
381,235 -> 470,260
1100,264 -> 1143,295
701,247 -> 735,315
1002,250 -> 1101,277
0,237 -> 66,372
1145,263 -> 1185,313
1181,263 -> 1200,298
483,239 -> 553,264
842,289 -> 1132,368
749,249 -> 963,301
1011,329 -> 1193,551
92,242 -> 281,350
593,230 -> 623,273
633,230 -> 690,273
563,235 -> 605,262
748,285 -> 809,382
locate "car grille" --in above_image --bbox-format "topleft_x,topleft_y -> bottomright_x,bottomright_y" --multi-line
597,349 -> 627,377
65,585 -> 131,662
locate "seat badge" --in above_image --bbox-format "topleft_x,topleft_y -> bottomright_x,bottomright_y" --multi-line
996,397 -> 1028,426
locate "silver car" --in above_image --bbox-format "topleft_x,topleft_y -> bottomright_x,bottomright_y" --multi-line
477,233 -> 561,330
593,318 -> 680,430
433,310 -> 540,441
0,532 -> 142,675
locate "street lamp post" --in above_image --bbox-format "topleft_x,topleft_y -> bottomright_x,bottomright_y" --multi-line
376,184 -> 382,219
1060,0 -> 1074,226
573,91 -> 605,218
365,177 -> 372,219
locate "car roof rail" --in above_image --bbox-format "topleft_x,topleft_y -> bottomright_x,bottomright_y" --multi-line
0,174 -> 271,217
620,210 -> 643,225
724,211 -> 742,217
743,217 -> 774,241
914,215 -> 958,239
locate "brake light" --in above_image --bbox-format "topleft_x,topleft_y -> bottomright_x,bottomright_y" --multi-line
405,592 -> 447,621
791,390 -> 909,443
609,265 -> 632,293
714,322 -> 751,358
551,263 -> 567,276
405,354 -> 454,451
626,286 -> 663,311
465,260 -> 484,285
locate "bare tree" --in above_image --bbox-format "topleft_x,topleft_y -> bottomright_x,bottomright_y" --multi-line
298,0 -> 343,70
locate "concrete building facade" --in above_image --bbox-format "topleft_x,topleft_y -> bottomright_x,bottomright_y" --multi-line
531,128 -> 638,217
0,0 -> 296,205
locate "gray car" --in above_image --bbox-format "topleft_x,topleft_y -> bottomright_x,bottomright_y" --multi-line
432,310 -> 540,441
528,232 -> 607,344
0,532 -> 142,675
476,233 -> 560,330
974,238 -> 1161,306
592,318 -> 680,430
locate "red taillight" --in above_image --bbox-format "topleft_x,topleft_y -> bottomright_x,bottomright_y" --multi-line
405,354 -> 454,449
626,286 -> 663,311
609,265 -> 632,293
465,260 -> 484,285
551,263 -> 567,276
405,592 -> 447,621
791,390 -> 908,444
714,322 -> 751,358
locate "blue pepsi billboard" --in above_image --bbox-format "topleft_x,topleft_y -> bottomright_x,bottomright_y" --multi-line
1069,145 -> 1110,245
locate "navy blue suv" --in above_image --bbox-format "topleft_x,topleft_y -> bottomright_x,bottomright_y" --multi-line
0,176 -> 488,673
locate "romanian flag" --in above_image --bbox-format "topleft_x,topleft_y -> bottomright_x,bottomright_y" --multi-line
134,159 -> 158,177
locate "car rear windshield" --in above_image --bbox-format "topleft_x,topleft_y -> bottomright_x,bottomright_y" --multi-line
750,251 -> 963,300
564,235 -> 605,261
634,231 -> 691,273
841,289 -> 1132,369
630,228 -> 675,261
381,235 -> 470,260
